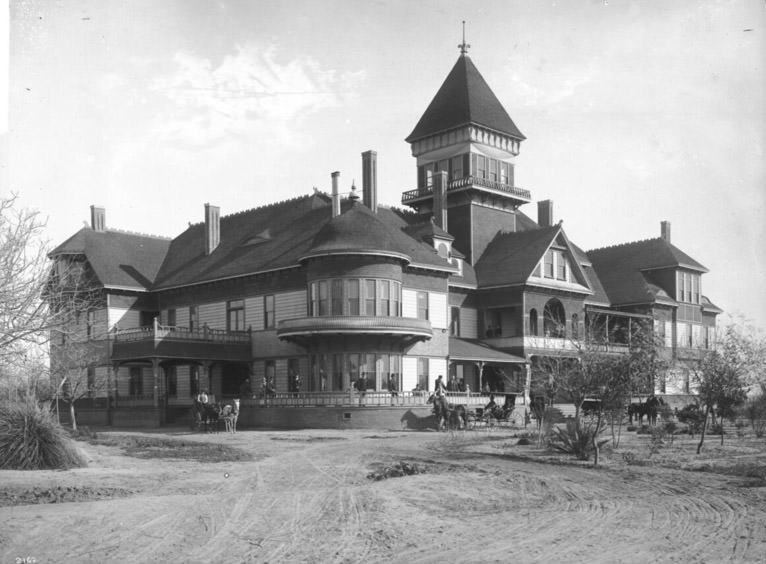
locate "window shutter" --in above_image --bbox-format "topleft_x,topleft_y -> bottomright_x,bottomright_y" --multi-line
471,153 -> 477,177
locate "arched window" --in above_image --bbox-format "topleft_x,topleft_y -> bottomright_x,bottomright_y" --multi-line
529,309 -> 538,336
543,299 -> 566,338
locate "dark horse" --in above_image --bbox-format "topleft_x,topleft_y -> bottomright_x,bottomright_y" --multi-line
192,400 -> 221,433
628,395 -> 665,426
427,394 -> 467,430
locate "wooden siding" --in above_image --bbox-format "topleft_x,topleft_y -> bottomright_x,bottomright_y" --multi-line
276,290 -> 307,322
402,356 -> 418,391
429,292 -> 448,329
199,302 -> 226,330
402,288 -> 418,318
461,307 -> 479,339
245,296 -> 264,331
109,307 -> 139,330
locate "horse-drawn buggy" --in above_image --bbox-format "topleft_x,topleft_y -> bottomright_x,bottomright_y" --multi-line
191,398 -> 240,433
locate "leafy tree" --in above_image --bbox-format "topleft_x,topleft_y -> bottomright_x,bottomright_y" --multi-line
692,325 -> 751,453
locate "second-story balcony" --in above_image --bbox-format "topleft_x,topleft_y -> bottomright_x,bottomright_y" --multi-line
111,321 -> 252,362
277,315 -> 432,347
401,175 -> 532,207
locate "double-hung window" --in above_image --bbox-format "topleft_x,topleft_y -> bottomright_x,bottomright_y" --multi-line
416,291 -> 429,321
264,295 -> 275,329
227,299 -> 245,331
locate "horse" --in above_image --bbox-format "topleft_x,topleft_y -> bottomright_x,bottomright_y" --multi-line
192,400 -> 221,433
427,394 -> 467,431
628,396 -> 664,426
220,399 -> 239,433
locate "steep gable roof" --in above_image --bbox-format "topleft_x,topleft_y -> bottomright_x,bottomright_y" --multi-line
406,55 -> 525,143
587,238 -> 708,306
474,225 -> 560,287
50,228 -> 171,291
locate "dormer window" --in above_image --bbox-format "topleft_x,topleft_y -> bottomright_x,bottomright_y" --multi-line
534,249 -> 570,283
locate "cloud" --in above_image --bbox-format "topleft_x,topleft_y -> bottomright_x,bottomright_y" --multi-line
148,43 -> 366,148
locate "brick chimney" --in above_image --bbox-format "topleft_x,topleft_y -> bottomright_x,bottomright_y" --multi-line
204,203 -> 220,255
361,150 -> 377,213
90,205 -> 106,232
433,171 -> 448,231
331,171 -> 341,217
661,220 -> 671,243
538,200 -> 553,227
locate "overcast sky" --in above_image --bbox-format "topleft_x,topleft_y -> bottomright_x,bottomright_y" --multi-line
3,0 -> 765,330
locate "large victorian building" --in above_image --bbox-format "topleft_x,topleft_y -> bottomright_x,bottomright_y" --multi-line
49,48 -> 720,428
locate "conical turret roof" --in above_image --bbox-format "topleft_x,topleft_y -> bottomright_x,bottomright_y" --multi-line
406,55 -> 525,143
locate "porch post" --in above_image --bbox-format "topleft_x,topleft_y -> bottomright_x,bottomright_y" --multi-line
110,363 -> 119,423
152,358 -> 160,407
477,361 -> 484,392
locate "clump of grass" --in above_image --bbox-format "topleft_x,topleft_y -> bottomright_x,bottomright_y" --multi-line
80,434 -> 253,463
0,401 -> 86,470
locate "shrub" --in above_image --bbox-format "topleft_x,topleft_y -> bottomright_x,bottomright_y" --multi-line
677,404 -> 705,437
550,420 -> 607,461
626,425 -> 637,432
709,423 -> 723,435
0,401 -> 86,470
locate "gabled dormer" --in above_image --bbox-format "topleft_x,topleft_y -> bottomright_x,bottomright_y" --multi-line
528,230 -> 592,294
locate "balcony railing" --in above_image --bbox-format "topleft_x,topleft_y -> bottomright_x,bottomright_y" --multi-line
113,324 -> 250,344
401,175 -> 532,204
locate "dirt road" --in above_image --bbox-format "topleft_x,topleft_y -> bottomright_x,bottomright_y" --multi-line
2,428 -> 765,563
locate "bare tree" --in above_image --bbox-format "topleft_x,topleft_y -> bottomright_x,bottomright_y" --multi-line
1,194 -> 100,408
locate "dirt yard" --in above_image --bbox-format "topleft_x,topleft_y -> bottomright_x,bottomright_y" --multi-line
1,425 -> 765,564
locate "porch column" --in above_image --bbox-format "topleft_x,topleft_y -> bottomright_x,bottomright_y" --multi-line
110,363 -> 119,424
152,358 -> 160,407
523,362 -> 532,408
476,361 -> 484,392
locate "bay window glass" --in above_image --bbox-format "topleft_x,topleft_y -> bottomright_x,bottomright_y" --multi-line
331,279 -> 343,315
380,280 -> 390,316
318,281 -> 329,316
347,279 -> 360,315
365,280 -> 376,315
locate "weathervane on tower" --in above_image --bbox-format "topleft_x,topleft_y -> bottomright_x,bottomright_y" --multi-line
458,20 -> 470,55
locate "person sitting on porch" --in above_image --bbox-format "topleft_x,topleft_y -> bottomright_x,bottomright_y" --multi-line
446,376 -> 458,392
388,374 -> 398,404
484,394 -> 496,412
293,372 -> 302,393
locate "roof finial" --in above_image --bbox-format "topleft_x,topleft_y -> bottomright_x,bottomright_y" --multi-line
458,20 -> 470,55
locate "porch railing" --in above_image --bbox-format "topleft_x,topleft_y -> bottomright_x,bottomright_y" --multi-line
243,391 -> 519,408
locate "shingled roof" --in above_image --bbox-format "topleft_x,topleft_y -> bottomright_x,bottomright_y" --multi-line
474,225 -> 560,287
49,228 -> 171,291
587,238 -> 708,307
153,195 -> 453,289
405,55 -> 525,143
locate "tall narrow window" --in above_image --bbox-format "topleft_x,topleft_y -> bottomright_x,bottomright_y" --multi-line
556,251 -> 567,281
166,366 -> 177,397
450,155 -> 463,181
318,281 -> 329,316
391,282 -> 400,316
190,365 -> 200,397
347,354 -> 360,390
365,279 -> 376,316
129,366 -> 143,396
476,155 -> 487,178
529,309 -> 538,336
380,280 -> 390,316
544,251 -> 554,278
571,313 -> 579,339
450,306 -> 460,336
309,282 -> 318,316
416,291 -> 429,320
331,280 -> 343,315
166,308 -> 176,327
264,294 -> 275,328
500,162 -> 510,184
87,366 -> 95,397
417,357 -> 429,391
347,279 -> 360,315
488,158 -> 498,181
692,274 -> 700,304
189,305 -> 199,331
227,300 -> 245,331
86,310 -> 96,339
